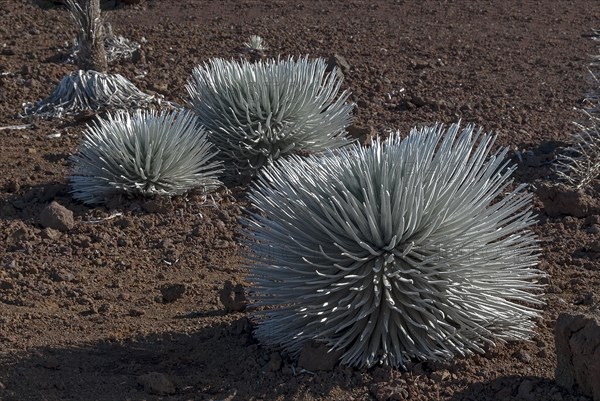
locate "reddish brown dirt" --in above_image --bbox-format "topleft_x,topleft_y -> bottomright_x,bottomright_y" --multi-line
0,1 -> 599,400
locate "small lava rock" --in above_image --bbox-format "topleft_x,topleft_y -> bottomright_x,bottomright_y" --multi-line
555,313 -> 600,400
39,201 -> 74,232
514,349 -> 532,363
431,369 -> 451,382
129,309 -> 145,317
137,372 -> 176,395
160,283 -> 186,303
5,179 -> 19,193
41,227 -> 60,240
50,269 -> 76,283
326,53 -> 350,76
369,382 -> 409,401
0,280 -> 14,290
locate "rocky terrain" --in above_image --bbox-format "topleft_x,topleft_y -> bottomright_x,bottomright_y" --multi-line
0,1 -> 599,400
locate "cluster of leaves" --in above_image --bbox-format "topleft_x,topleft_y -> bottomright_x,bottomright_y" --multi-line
555,30 -> 600,189
186,56 -> 353,178
70,110 -> 223,204
68,52 -> 353,202
246,123 -> 543,368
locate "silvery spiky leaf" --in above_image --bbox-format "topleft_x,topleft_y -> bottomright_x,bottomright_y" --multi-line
554,38 -> 600,189
246,123 -> 543,369
555,112 -> 600,189
244,35 -> 267,52
70,109 -> 223,205
186,56 -> 354,177
22,70 -> 159,119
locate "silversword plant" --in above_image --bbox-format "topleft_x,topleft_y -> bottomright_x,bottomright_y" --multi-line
70,110 -> 223,205
555,31 -> 600,189
244,35 -> 267,53
554,38 -> 600,189
246,123 -> 543,368
555,112 -> 600,189
186,56 -> 354,177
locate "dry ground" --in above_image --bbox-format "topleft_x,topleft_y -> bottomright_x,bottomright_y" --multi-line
0,1 -> 599,400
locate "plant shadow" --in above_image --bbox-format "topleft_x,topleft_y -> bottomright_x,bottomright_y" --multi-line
0,317 -> 367,401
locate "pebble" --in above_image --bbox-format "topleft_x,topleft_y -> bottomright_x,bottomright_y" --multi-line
5,179 -> 19,193
98,303 -> 110,314
39,201 -> 74,232
573,292 -> 594,305
137,372 -> 175,395
347,125 -> 376,145
431,369 -> 451,382
41,227 -> 60,240
326,53 -> 351,75
0,280 -> 14,290
117,292 -> 130,301
514,349 -> 532,363
50,270 -> 76,283
585,224 -> 600,234
160,283 -> 186,303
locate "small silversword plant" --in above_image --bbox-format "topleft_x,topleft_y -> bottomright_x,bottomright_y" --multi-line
70,109 -> 223,205
244,35 -> 267,53
186,56 -> 354,178
554,31 -> 600,189
555,111 -> 600,189
246,123 -> 543,368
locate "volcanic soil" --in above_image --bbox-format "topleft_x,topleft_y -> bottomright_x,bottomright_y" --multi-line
0,1 -> 599,400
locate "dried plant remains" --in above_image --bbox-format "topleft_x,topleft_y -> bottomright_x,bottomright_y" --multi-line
23,70 -> 158,118
66,0 -> 107,72
70,23 -> 141,64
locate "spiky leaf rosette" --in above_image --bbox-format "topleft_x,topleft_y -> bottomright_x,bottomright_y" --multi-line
70,109 -> 223,205
555,112 -> 600,189
246,123 -> 543,369
186,56 -> 354,177
244,35 -> 267,53
23,70 -> 159,119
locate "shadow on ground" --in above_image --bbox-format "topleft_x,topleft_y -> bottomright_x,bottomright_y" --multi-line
0,316 -> 368,401
446,374 -> 582,401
